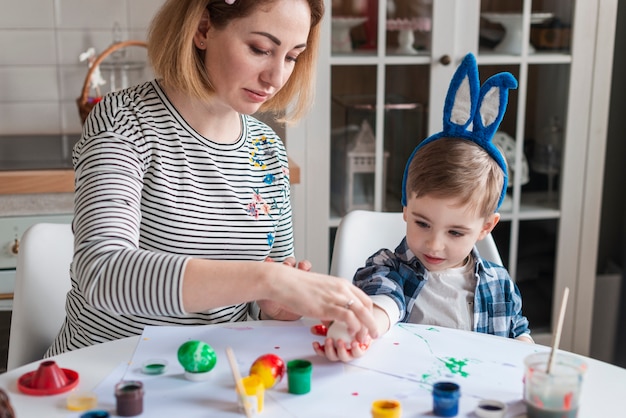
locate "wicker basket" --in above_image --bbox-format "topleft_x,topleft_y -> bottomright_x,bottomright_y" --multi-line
76,40 -> 148,124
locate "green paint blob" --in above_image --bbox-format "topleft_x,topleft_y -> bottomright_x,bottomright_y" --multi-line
177,340 -> 217,373
443,357 -> 469,377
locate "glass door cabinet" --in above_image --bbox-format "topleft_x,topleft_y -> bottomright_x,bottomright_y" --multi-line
286,0 -> 618,355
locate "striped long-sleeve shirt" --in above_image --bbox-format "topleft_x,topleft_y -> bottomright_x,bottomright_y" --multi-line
46,80 -> 294,355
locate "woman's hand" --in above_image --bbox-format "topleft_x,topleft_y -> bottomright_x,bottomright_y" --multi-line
257,257 -> 312,321
257,299 -> 301,321
183,258 -> 377,339
260,262 -> 379,340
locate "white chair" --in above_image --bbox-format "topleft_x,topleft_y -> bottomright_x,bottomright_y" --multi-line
7,223 -> 73,370
330,210 -> 503,280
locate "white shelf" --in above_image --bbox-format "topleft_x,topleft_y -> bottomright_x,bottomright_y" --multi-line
295,0 -> 617,357
477,50 -> 573,65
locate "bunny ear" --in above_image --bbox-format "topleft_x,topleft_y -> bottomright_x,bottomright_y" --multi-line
401,52 -> 518,210
471,72 -> 517,210
442,53 -> 480,136
472,72 -> 518,144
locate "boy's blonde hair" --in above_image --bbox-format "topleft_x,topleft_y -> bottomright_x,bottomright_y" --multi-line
147,0 -> 324,123
405,137 -> 504,218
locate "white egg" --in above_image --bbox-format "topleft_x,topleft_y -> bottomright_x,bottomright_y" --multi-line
326,321 -> 354,347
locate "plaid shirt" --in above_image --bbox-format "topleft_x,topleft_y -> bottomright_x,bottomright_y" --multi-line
353,237 -> 531,339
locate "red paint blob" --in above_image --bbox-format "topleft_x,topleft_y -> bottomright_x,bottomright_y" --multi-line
564,391 -> 573,409
312,324 -> 328,336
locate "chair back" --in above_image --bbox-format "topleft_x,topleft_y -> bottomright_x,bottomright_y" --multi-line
330,210 -> 503,280
7,223 -> 73,370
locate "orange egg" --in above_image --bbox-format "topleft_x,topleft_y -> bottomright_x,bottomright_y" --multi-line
249,354 -> 286,389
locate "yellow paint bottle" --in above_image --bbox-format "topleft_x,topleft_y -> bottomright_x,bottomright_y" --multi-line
239,375 -> 264,414
371,399 -> 402,418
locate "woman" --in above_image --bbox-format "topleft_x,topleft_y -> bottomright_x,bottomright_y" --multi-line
47,0 -> 376,356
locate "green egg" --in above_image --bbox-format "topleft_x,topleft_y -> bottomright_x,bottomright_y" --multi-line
177,340 -> 217,373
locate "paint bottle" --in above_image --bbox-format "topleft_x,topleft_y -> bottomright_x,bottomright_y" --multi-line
238,375 -> 265,414
286,359 -> 313,394
371,399 -> 402,418
115,380 -> 144,417
0,388 -> 15,418
432,381 -> 460,417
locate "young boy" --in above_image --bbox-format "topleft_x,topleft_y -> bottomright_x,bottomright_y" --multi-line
314,53 -> 533,362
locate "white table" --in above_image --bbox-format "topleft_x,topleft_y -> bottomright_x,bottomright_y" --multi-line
0,321 -> 624,417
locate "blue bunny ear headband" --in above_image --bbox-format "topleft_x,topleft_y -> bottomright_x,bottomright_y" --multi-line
400,53 -> 518,210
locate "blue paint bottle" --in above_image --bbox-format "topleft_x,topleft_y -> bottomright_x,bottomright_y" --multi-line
432,381 -> 460,417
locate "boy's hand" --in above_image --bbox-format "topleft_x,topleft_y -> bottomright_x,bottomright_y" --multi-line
310,322 -> 372,362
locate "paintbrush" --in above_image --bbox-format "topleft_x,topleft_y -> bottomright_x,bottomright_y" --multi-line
226,347 -> 253,418
547,287 -> 569,374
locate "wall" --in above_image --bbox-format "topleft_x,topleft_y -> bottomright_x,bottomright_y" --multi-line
2,0 -> 624,364
598,3 -> 625,272
0,0 -> 165,136
600,1 -> 626,367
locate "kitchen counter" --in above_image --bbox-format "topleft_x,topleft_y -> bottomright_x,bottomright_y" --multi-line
0,134 -> 300,195
0,170 -> 74,195
0,160 -> 299,196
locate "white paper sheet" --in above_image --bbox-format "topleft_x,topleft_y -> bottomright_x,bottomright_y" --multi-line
87,321 -> 541,417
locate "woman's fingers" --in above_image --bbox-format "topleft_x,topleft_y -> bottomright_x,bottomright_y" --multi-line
265,256 -> 310,271
331,289 -> 378,340
296,259 -> 312,271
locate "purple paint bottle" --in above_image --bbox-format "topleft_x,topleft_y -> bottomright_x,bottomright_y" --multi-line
115,380 -> 144,417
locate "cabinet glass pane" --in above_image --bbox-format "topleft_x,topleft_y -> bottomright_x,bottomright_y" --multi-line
515,219 -> 558,333
530,1 -> 574,55
480,1 -> 524,55
331,0 -> 378,55
384,65 -> 429,212
480,0 -> 573,56
385,0 -> 432,56
330,66 -> 378,217
491,219 -> 557,334
524,64 -> 569,211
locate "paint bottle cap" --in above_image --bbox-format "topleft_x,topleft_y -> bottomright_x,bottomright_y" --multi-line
67,391 -> 98,411
17,360 -> 79,395
141,359 -> 168,375
475,399 -> 506,418
80,411 -> 110,418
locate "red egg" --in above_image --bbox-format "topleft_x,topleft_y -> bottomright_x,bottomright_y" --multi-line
249,353 -> 286,389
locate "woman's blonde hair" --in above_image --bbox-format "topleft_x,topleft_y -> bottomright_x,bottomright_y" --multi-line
405,137 -> 505,218
147,0 -> 324,123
